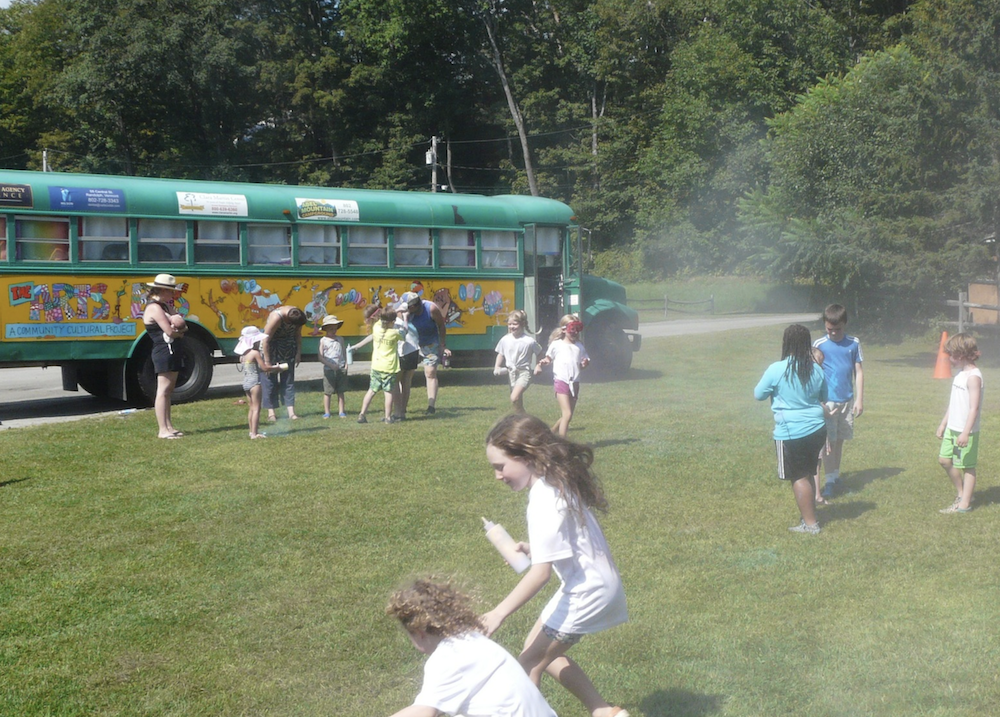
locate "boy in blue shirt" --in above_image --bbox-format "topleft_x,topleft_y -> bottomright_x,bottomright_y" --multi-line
812,304 -> 864,497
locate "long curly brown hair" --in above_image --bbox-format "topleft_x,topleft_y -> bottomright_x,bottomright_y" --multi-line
386,577 -> 484,637
485,413 -> 608,520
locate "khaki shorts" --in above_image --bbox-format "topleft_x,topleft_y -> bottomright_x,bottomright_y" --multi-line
824,400 -> 855,442
508,368 -> 532,389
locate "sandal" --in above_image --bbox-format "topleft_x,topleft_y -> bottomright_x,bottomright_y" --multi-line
815,496 -> 831,506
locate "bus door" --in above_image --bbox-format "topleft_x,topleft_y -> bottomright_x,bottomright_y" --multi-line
523,224 -> 564,339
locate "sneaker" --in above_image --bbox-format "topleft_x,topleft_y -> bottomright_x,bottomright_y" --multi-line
339,412 -> 347,418
939,497 -> 961,514
940,502 -> 972,514
789,521 -> 821,534
392,414 -> 405,422
323,413 -> 332,419
382,416 -> 395,424
357,414 -> 368,424
822,481 -> 835,498
426,405 -> 436,415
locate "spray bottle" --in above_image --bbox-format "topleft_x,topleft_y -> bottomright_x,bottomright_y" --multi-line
481,517 -> 531,573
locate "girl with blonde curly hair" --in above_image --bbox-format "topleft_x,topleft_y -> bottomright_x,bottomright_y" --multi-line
385,577 -> 555,717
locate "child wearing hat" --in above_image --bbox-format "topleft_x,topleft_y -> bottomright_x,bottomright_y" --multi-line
235,326 -> 287,439
319,314 -> 348,418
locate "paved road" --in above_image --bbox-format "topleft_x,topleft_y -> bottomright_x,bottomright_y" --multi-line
0,313 -> 818,430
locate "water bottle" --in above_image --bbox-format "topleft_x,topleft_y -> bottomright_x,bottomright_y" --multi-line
482,517 -> 531,573
346,345 -> 354,366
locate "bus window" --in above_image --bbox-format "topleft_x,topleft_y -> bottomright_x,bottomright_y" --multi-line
248,224 -> 291,265
395,227 -> 431,267
299,224 -> 340,265
440,228 -> 475,267
138,219 -> 186,263
79,216 -> 129,262
194,220 -> 239,264
482,230 -> 517,269
346,226 -> 387,266
535,226 -> 562,268
0,217 -> 6,260
15,216 -> 69,262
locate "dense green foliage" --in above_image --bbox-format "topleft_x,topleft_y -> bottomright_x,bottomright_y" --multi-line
2,0 -> 998,327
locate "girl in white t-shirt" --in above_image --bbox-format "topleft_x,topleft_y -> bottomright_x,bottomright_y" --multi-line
535,314 -> 590,436
385,577 -> 556,717
483,413 -> 630,717
494,310 -> 543,412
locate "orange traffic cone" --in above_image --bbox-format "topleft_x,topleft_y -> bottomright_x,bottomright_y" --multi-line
934,332 -> 952,379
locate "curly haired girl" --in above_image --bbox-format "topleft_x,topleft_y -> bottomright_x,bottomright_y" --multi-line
385,577 -> 555,717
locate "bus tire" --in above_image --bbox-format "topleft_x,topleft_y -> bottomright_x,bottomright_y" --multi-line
588,321 -> 633,375
76,362 -> 111,398
131,337 -> 214,405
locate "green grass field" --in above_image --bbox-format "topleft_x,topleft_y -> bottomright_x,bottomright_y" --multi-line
3,322 -> 999,716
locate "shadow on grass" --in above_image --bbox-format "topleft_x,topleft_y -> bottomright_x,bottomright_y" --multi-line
972,485 -> 1000,508
640,688 -> 724,717
586,368 -> 664,384
875,352 -> 936,369
840,466 -> 905,494
0,477 -> 31,488
590,437 -> 642,449
817,500 -> 877,524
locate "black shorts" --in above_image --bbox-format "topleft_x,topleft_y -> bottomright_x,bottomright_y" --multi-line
399,350 -> 419,371
775,427 -> 827,482
151,342 -> 183,374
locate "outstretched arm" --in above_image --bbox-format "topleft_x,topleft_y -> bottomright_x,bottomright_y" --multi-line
481,561 -> 551,637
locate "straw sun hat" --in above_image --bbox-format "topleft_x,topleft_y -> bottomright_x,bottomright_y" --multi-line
147,273 -> 181,290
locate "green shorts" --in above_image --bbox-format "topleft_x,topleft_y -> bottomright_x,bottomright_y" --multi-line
939,429 -> 980,470
369,369 -> 398,393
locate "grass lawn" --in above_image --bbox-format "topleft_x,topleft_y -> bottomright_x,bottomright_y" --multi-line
626,276 -> 828,321
3,322 -> 999,716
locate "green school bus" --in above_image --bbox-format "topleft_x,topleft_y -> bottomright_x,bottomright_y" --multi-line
0,170 -> 639,403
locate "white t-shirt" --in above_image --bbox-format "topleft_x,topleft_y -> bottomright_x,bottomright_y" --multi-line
396,316 -> 420,357
527,479 -> 628,634
495,333 -> 542,371
947,366 -> 984,433
414,632 -> 556,717
545,340 -> 589,384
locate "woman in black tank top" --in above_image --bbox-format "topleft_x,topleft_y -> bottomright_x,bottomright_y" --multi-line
142,274 -> 188,438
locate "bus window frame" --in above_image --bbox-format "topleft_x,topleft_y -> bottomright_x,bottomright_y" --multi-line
78,215 -> 130,263
14,214 -> 71,263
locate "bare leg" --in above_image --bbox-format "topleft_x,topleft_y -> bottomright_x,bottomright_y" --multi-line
823,438 -> 844,475
510,383 -> 528,412
792,476 -> 817,525
359,389 -> 376,417
399,370 -> 414,416
939,457 -> 963,496
323,393 -> 332,415
337,392 -> 346,415
248,385 -> 262,437
553,393 -> 575,436
960,468 -> 976,509
155,372 -> 179,437
424,364 -> 439,408
519,620 -> 619,717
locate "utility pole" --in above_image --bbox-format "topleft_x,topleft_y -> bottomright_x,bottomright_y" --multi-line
426,136 -> 439,193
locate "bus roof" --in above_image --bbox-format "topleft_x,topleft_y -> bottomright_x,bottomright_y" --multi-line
0,170 -> 575,229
